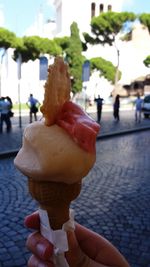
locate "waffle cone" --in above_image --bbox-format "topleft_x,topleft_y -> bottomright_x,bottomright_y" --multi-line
28,178 -> 81,229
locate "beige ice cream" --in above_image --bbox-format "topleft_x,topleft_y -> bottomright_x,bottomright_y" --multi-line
14,121 -> 95,183
14,57 -> 100,232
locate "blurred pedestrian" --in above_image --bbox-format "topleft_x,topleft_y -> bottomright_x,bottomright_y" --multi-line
95,95 -> 103,123
135,94 -> 143,123
6,96 -> 14,118
113,94 -> 120,122
0,97 -> 2,127
26,94 -> 40,123
0,96 -> 12,133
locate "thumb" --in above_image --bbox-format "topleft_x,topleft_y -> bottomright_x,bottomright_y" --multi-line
65,230 -> 90,267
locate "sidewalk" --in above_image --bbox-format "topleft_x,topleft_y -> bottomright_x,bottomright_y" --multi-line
0,109 -> 150,158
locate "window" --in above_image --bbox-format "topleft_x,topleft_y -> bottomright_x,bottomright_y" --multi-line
91,2 -> 96,17
108,5 -> 112,11
99,4 -> 104,13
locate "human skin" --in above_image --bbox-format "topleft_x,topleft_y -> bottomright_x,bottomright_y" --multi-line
24,212 -> 130,267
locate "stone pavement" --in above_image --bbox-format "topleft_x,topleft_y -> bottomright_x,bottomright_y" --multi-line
0,110 -> 150,267
0,109 -> 150,156
0,131 -> 150,267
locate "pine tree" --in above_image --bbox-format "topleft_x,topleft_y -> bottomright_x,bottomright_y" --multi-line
66,22 -> 84,94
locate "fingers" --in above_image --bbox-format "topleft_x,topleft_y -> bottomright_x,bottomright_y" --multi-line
24,213 -> 91,266
66,230 -> 91,267
24,211 -> 40,230
75,223 -> 130,267
26,231 -> 54,262
28,255 -> 54,267
25,212 -> 55,266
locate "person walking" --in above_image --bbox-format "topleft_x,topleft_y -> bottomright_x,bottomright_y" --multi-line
0,97 -> 2,130
113,94 -> 120,122
0,96 -> 12,133
6,96 -> 14,118
95,95 -> 103,123
135,93 -> 143,123
26,94 -> 40,123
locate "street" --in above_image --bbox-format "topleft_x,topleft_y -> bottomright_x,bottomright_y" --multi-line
0,109 -> 150,154
0,131 -> 150,267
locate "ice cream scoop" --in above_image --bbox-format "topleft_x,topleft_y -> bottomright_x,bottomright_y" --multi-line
14,120 -> 96,183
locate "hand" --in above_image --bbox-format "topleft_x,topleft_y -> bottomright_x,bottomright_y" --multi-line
24,211 -> 130,267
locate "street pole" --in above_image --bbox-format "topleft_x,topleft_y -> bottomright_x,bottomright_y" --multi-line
113,42 -> 120,102
82,60 -> 90,111
114,48 -> 120,91
0,61 -> 2,98
18,80 -> 22,128
17,53 -> 22,128
0,49 -> 5,97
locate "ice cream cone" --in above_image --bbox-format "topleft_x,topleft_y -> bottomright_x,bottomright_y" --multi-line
14,57 -> 100,267
28,178 -> 82,229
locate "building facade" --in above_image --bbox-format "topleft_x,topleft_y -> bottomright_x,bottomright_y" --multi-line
53,0 -> 123,37
52,0 -> 150,98
0,0 -> 150,103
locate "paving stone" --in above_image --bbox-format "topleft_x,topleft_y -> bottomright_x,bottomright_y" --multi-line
0,115 -> 150,266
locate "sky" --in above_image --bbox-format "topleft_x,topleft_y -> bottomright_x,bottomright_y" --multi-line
0,0 -> 150,37
122,0 -> 150,13
0,0 -> 55,36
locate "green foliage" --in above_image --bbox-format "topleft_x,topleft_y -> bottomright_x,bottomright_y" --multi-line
139,13 -> 150,33
83,32 -> 96,45
14,36 -> 61,62
84,11 -> 136,46
137,14 -> 150,66
13,36 -> 41,62
0,27 -> 17,49
83,12 -> 135,87
38,37 -> 62,56
66,22 -> 84,94
0,14 -> 137,88
143,55 -> 150,67
54,36 -> 70,51
90,57 -> 121,83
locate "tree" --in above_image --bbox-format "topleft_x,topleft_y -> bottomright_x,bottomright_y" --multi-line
139,13 -> 150,68
90,57 -> 121,83
54,36 -> 70,51
143,56 -> 150,68
14,36 -> 61,63
39,37 -> 62,56
13,36 -> 40,63
139,13 -> 150,33
0,27 -> 17,49
65,22 -> 84,94
83,11 -> 136,94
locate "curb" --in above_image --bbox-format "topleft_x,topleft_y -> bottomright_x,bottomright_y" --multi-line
0,126 -> 150,159
97,125 -> 150,140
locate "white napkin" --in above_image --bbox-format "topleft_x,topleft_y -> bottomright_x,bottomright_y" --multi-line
39,208 -> 75,267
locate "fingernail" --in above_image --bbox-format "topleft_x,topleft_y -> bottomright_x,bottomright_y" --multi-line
36,243 -> 46,257
37,263 -> 47,267
38,263 -> 47,267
